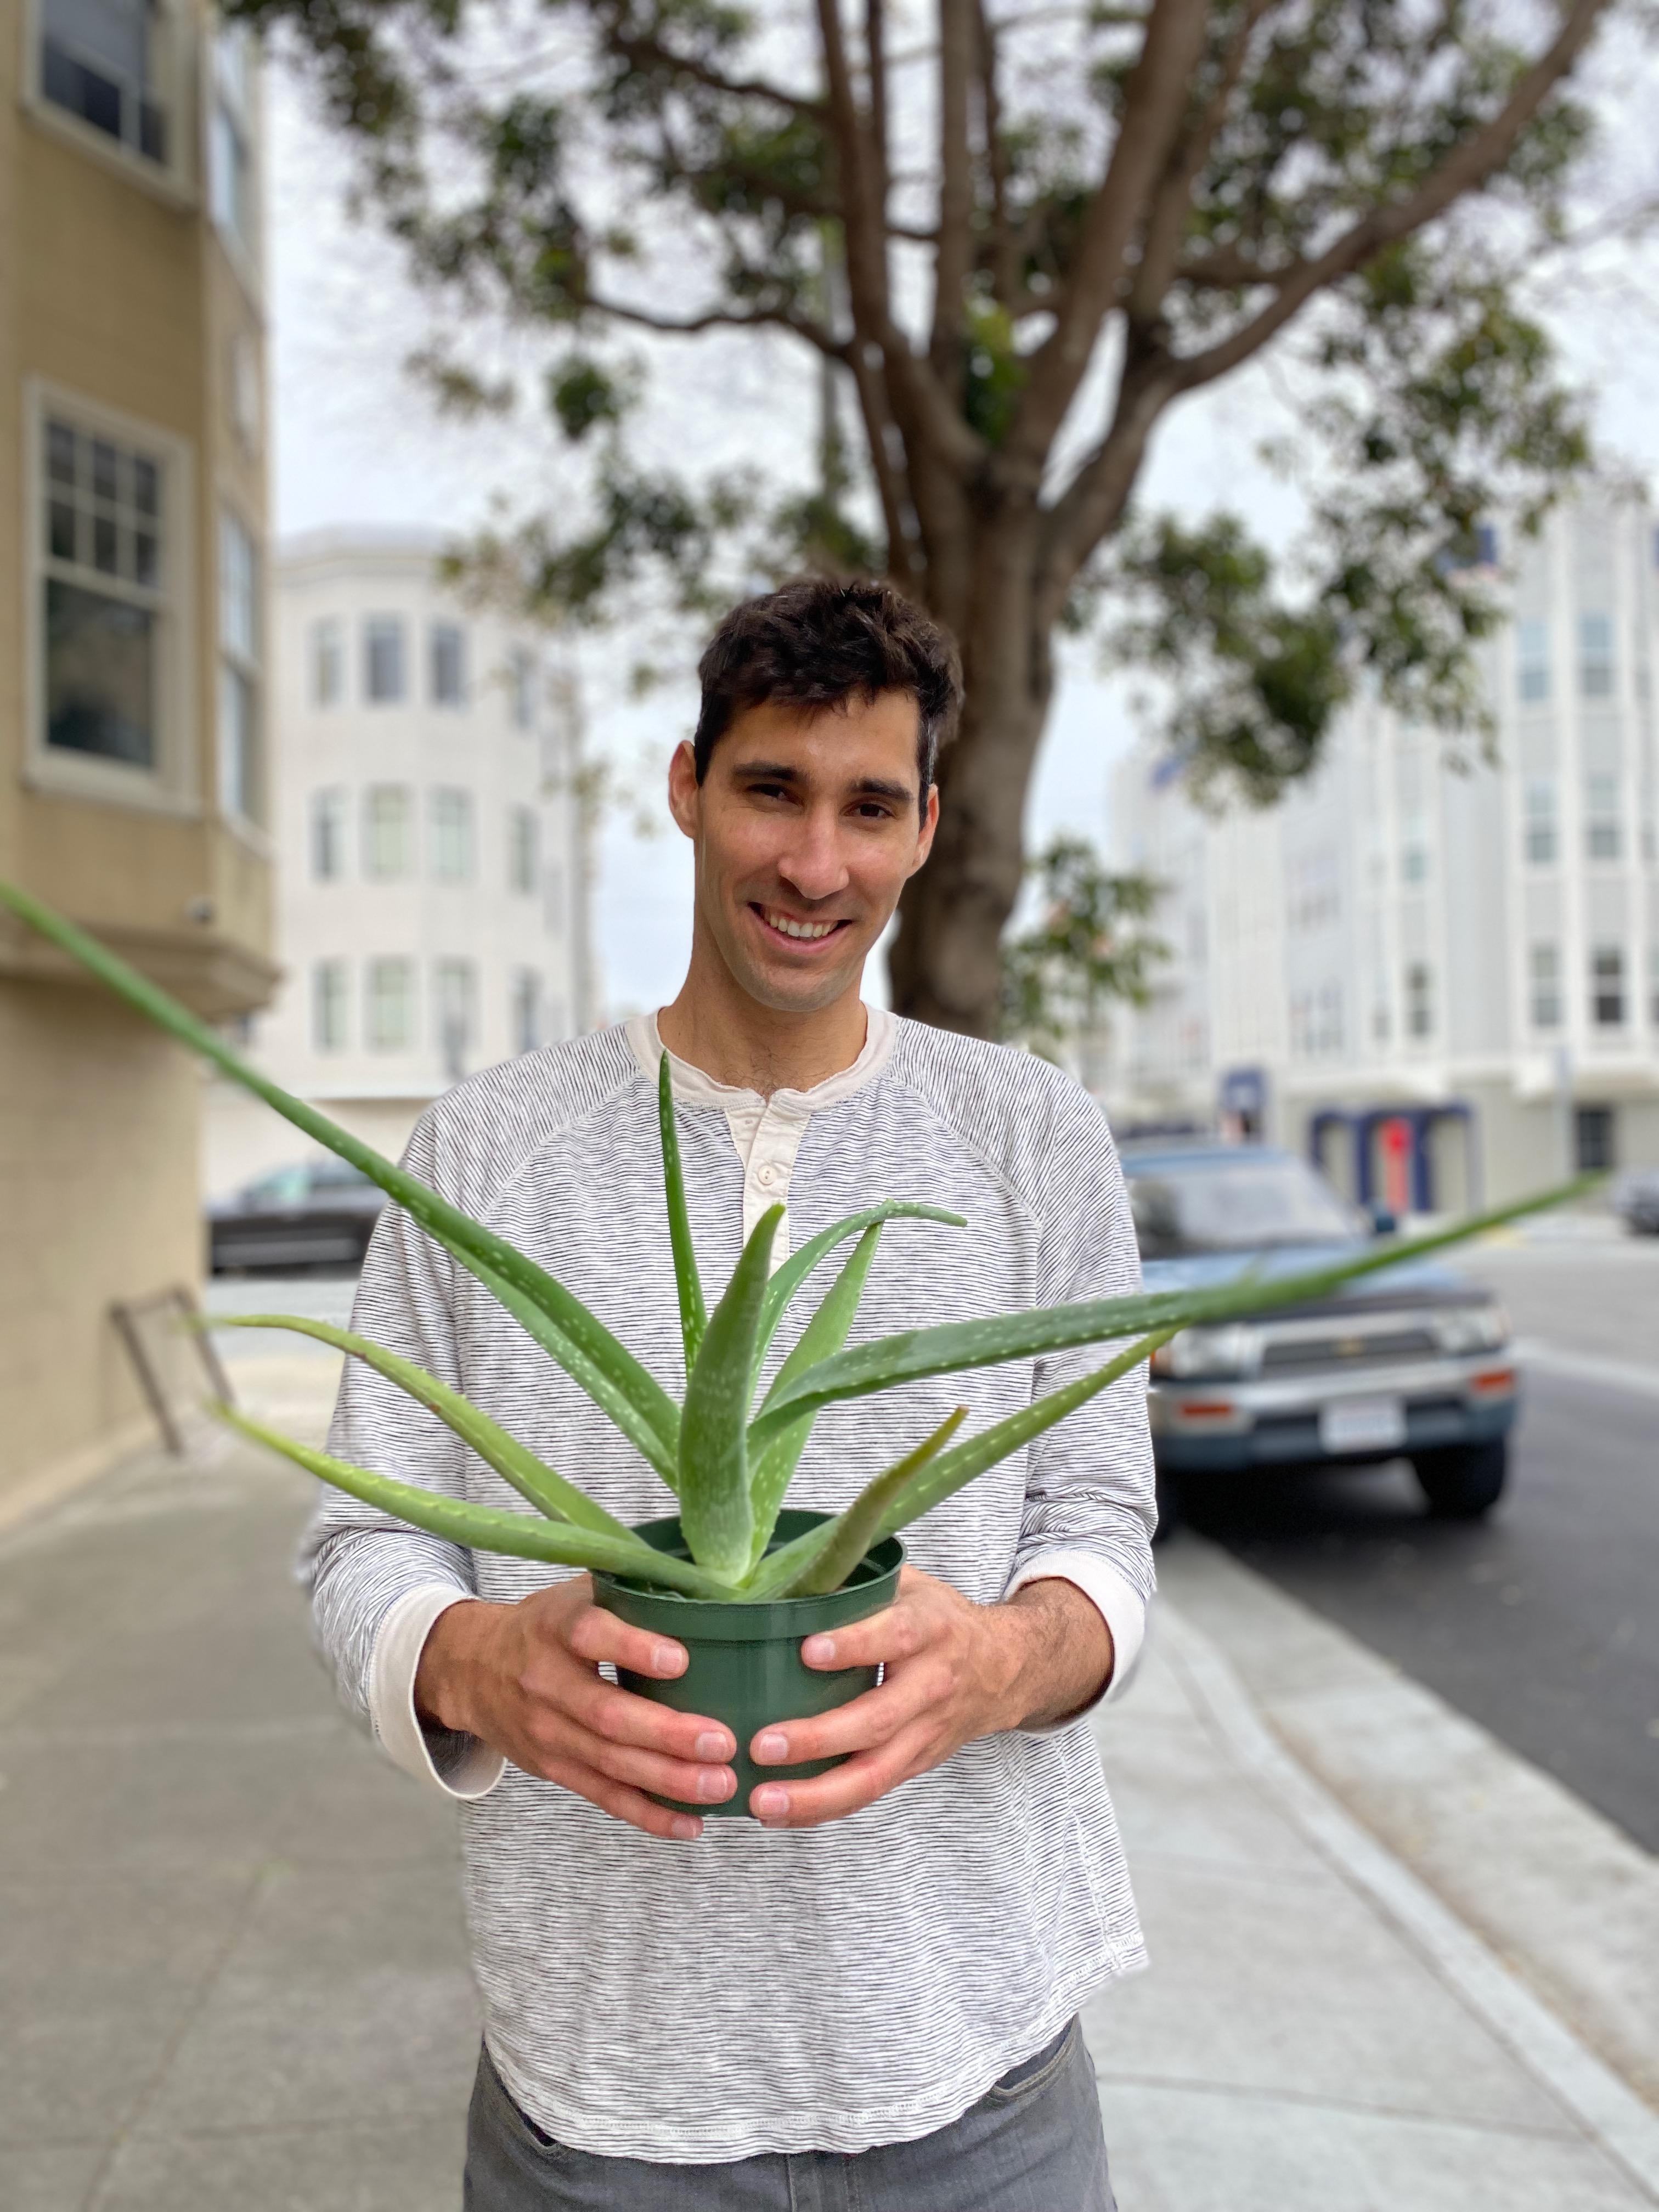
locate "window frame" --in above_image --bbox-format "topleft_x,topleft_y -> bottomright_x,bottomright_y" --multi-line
1404,961 -> 1434,1040
1590,944 -> 1626,1029
366,956 -> 416,1052
430,786 -> 475,882
23,0 -> 196,204
1583,773 -> 1622,864
310,616 -> 344,708
310,786 -> 348,882
217,500 -> 263,830
509,804 -> 539,895
312,957 -> 349,1051
207,21 -> 260,281
1528,943 -> 1561,1030
1523,778 -> 1558,867
24,379 -> 198,815
429,620 -> 467,708
363,615 -> 406,705
362,783 -> 414,879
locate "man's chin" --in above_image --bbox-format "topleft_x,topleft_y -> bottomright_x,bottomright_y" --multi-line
733,950 -> 867,1018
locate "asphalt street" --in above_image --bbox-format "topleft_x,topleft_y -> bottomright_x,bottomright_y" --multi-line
1179,1233 -> 1659,1853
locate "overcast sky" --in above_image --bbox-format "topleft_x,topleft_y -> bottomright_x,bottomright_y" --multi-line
267,44 -> 1659,1019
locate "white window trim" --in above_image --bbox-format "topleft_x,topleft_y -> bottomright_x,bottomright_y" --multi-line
205,20 -> 264,307
19,0 -> 199,206
217,494 -> 264,839
24,377 -> 200,817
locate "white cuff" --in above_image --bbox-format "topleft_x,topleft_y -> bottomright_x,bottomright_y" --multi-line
369,1585 -> 506,1802
1004,1550 -> 1149,1728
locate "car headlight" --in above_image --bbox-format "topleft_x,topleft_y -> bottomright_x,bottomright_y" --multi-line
1433,1303 -> 1509,1355
1151,1324 -> 1264,1379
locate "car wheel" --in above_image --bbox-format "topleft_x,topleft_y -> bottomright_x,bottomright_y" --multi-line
1152,1469 -> 1182,1545
1412,1438 -> 1508,1519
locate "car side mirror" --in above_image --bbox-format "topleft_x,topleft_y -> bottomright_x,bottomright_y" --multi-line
1368,1202 -> 1398,1237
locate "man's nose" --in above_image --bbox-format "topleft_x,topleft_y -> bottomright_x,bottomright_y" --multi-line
776,810 -> 851,902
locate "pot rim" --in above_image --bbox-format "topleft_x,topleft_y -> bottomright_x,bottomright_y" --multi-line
592,1509 -> 904,1640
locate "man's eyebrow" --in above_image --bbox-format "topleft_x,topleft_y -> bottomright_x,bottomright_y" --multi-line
729,759 -> 916,804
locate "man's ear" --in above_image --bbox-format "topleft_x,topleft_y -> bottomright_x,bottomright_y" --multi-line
907,783 -> 940,878
667,740 -> 701,840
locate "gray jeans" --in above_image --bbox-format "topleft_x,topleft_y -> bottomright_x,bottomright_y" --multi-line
464,2019 -> 1115,2211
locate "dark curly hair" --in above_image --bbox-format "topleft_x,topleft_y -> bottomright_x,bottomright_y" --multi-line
692,578 -> 962,813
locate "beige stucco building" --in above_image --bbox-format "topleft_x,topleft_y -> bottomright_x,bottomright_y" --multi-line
0,3 -> 275,1500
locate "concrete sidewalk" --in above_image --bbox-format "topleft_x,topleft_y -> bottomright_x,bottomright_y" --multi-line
3,1359 -> 1655,2211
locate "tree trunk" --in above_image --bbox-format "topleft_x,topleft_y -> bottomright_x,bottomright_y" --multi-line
888,515 -> 1052,1036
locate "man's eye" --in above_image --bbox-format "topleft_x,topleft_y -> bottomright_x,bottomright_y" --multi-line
853,801 -> 895,820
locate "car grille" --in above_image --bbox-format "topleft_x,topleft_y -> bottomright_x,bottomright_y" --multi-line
1259,1326 -> 1439,1375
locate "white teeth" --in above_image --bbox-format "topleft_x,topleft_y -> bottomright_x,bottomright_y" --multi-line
763,910 -> 838,940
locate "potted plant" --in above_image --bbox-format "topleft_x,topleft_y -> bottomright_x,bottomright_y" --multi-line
0,879 -> 1584,1815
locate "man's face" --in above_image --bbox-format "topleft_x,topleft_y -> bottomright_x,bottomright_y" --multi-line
668,691 -> 939,1016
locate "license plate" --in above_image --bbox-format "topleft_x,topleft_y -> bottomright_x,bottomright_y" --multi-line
1319,1396 -> 1406,1454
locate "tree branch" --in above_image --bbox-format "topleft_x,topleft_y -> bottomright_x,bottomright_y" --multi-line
603,33 -> 822,119
1170,0 -> 1612,396
589,292 -> 839,353
845,340 -> 925,592
1003,0 -> 1211,479
866,0 -> 890,217
930,0 -> 975,382
973,0 -> 1018,310
1034,344 -> 1178,626
1130,0 -> 1269,317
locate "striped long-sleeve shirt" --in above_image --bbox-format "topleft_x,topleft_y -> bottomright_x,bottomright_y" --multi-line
300,1007 -> 1156,2163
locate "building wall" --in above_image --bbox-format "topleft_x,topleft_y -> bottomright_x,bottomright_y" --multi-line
1103,496 -> 1659,1206
201,534 -> 590,1198
0,5 -> 274,1497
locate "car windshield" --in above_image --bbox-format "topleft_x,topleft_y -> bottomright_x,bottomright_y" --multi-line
1125,1154 -> 1359,1257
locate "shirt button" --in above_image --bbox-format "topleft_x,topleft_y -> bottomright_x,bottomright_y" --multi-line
757,1163 -> 777,1187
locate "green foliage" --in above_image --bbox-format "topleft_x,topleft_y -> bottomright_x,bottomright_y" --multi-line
0,878 -> 1593,1601
1001,837 -> 1169,1057
230,0 -> 1618,837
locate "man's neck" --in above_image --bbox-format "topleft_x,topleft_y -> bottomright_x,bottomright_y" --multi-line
657,953 -> 869,1097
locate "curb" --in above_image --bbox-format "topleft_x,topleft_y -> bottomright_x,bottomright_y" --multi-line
1158,1599 -> 1659,2205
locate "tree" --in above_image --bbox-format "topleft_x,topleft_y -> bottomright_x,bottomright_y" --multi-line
1000,837 -> 1167,1063
241,0 -> 1616,1036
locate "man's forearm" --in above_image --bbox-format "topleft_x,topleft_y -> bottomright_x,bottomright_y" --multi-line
997,1578 -> 1115,1730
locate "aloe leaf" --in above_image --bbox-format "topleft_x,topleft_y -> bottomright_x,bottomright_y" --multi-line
657,1049 -> 707,1378
677,1203 -> 783,1578
749,1174 -> 1595,1449
0,878 -> 681,1485
745,1223 -> 884,1571
874,1328 -> 1176,1541
754,1202 -> 965,1365
209,1314 -> 635,1540
215,1404 -> 737,1597
775,1407 -> 970,1598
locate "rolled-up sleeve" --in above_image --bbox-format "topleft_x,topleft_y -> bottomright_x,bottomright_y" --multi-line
1005,1087 -> 1157,1715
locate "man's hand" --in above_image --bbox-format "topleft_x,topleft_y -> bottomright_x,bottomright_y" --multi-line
414,1578 -> 737,1840
745,1566 -> 1113,1829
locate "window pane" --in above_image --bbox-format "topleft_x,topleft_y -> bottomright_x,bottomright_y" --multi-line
1591,946 -> 1625,1026
44,578 -> 154,765
365,618 -> 404,702
510,648 -> 535,728
510,806 -> 538,893
219,509 -> 257,661
1529,943 -> 1560,1029
312,619 -> 343,706
218,663 -> 259,820
430,623 -> 466,706
41,0 -> 166,159
435,959 -> 477,1077
511,969 -> 541,1054
1579,612 -> 1615,698
311,788 -> 347,879
47,420 -> 77,487
431,788 -> 473,881
1405,962 -> 1433,1038
312,961 -> 348,1050
364,786 -> 411,877
367,958 -> 414,1050
48,499 -> 76,562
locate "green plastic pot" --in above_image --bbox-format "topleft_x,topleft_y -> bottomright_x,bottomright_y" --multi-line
591,1509 -> 904,1819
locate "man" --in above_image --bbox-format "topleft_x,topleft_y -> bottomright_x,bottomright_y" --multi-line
303,578 -> 1156,2210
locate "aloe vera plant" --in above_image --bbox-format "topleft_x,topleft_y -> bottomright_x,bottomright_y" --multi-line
0,877 -> 1589,1602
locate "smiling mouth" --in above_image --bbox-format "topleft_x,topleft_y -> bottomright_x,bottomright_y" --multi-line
752,904 -> 851,945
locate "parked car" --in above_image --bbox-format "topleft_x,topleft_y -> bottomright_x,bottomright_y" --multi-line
207,1159 -> 387,1273
1613,1169 -> 1659,1235
1119,1141 -> 1517,1534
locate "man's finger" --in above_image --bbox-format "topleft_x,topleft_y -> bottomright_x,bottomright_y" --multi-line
566,1602 -> 689,1679
799,1598 -> 929,1673
541,1713 -> 737,1807
748,1729 -> 927,1829
749,1668 -> 939,1768
541,1757 -> 706,1842
559,1670 -> 736,1765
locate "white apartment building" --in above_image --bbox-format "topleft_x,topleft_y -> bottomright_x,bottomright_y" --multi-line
1104,494 -> 1659,1211
203,530 -> 592,1195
